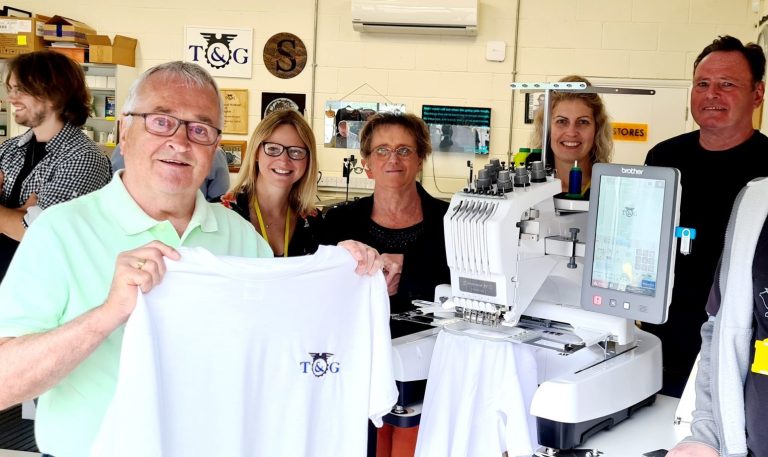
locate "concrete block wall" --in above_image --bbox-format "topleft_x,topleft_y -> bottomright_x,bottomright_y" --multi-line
16,0 -> 761,196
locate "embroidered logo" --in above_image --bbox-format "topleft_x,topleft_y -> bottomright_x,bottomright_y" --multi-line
759,288 -> 768,318
300,352 -> 340,378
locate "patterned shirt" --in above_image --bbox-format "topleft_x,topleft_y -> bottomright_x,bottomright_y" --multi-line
0,122 -> 112,223
0,122 -> 112,279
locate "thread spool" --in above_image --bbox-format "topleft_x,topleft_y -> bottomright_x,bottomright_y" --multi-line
567,160 -> 582,197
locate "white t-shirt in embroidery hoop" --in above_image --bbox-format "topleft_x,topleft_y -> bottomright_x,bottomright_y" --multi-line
415,330 -> 538,457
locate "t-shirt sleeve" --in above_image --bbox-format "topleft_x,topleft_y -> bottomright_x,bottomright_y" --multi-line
0,216 -> 70,336
367,272 -> 398,426
205,150 -> 230,201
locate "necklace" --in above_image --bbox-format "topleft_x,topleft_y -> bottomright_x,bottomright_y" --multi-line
252,193 -> 291,257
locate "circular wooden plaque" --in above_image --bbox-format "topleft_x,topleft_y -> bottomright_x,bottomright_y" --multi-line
263,32 -> 307,79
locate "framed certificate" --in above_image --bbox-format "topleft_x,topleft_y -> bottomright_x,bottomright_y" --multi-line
221,89 -> 249,135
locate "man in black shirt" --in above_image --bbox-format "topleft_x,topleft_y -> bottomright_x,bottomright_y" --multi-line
0,51 -> 111,278
644,35 -> 768,398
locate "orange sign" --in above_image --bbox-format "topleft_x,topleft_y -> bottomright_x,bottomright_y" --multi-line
612,123 -> 648,142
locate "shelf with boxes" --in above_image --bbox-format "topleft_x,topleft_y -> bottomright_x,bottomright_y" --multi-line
0,12 -> 138,156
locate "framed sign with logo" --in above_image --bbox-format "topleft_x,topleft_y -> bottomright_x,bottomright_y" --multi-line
221,140 -> 247,172
184,26 -> 253,78
221,89 -> 249,135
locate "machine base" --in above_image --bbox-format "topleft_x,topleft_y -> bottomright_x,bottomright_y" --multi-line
537,394 -> 657,450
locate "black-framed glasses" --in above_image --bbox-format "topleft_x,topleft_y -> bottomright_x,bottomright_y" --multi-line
372,146 -> 414,159
125,112 -> 222,146
262,142 -> 308,160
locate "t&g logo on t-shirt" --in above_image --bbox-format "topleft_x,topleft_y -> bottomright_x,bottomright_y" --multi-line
300,352 -> 340,377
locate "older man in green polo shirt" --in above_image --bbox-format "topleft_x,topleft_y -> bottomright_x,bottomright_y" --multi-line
0,61 -> 380,457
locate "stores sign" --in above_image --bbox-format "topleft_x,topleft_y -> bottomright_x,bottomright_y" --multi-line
185,26 -> 253,78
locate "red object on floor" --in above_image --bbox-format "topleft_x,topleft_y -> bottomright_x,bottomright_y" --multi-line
377,424 -> 419,457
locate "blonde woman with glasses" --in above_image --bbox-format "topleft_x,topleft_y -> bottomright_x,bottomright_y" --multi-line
224,109 -> 322,257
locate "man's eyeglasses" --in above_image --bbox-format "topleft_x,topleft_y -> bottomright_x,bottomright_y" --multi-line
372,146 -> 415,159
262,142 -> 308,160
125,113 -> 221,146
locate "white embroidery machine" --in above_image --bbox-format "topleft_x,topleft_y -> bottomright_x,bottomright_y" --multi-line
389,162 -> 684,455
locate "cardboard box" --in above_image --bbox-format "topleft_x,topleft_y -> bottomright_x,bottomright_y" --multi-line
87,35 -> 137,67
49,46 -> 87,63
43,15 -> 95,45
0,15 -> 49,58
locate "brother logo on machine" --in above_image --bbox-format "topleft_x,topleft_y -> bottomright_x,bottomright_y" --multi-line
300,352 -> 340,377
621,167 -> 644,175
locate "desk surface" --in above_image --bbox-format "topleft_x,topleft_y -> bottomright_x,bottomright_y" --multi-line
580,395 -> 684,456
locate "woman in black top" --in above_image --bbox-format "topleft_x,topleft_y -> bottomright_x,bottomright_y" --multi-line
223,110 -> 322,257
322,112 -> 450,314
322,111 -> 451,457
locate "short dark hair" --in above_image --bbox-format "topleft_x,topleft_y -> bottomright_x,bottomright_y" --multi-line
5,51 -> 91,126
359,112 -> 431,161
693,35 -> 766,85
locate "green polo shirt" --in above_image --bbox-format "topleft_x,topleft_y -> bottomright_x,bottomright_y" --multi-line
0,172 -> 272,457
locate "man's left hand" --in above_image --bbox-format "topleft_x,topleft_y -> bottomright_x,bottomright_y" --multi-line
338,240 -> 383,276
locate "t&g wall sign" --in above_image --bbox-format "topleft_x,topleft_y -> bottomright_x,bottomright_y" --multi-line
185,26 -> 253,78
263,32 -> 307,79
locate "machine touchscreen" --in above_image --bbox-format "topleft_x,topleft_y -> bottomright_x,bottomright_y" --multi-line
581,164 -> 680,324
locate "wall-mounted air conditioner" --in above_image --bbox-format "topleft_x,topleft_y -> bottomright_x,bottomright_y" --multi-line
352,0 -> 478,36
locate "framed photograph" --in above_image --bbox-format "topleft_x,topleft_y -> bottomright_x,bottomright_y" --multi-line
221,140 -> 247,172
524,92 -> 545,124
323,100 -> 406,149
261,92 -> 306,119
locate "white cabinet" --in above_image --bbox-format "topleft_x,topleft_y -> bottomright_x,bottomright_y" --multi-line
0,61 -> 137,156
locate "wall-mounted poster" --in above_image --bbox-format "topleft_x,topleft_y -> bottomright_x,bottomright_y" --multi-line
421,105 -> 492,154
221,89 -> 249,135
324,101 -> 405,149
184,26 -> 253,78
261,92 -> 306,118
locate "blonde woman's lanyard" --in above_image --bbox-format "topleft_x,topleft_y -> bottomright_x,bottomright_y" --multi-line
253,194 -> 291,257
